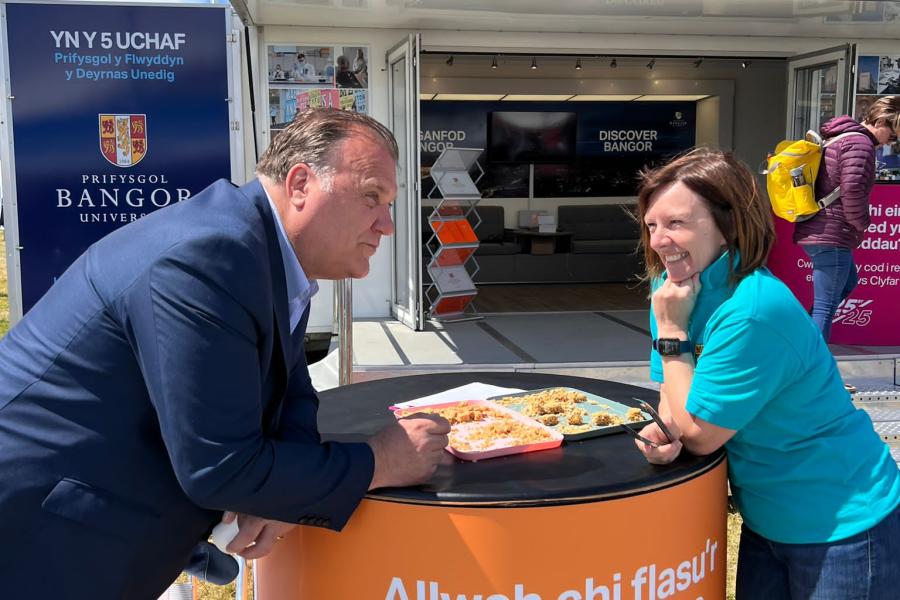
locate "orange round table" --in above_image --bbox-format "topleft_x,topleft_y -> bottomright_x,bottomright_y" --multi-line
257,373 -> 728,600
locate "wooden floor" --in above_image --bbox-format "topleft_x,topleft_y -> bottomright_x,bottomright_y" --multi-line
472,282 -> 651,313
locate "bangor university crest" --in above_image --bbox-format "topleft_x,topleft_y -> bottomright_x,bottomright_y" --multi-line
99,114 -> 147,167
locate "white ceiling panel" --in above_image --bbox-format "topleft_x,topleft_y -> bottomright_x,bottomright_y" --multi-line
236,0 -> 900,40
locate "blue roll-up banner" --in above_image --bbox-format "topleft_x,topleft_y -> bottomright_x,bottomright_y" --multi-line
5,2 -> 231,312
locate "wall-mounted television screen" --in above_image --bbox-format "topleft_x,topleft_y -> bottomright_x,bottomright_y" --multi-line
488,111 -> 577,163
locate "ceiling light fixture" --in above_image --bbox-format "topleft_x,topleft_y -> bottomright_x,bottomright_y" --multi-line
530,56 -> 538,70
646,58 -> 655,70
635,94 -> 711,101
433,94 -> 506,101
491,55 -> 498,69
575,58 -> 582,70
502,94 -> 574,101
610,58 -> 617,68
741,60 -> 751,68
446,55 -> 454,66
569,94 -> 642,101
694,57 -> 703,68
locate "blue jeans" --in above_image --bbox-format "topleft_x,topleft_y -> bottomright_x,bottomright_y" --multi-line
803,245 -> 857,342
736,505 -> 900,599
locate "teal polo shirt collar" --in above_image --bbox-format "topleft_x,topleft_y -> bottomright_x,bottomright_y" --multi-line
653,247 -> 734,290
698,248 -> 733,290
691,250 -> 736,346
649,250 -> 736,378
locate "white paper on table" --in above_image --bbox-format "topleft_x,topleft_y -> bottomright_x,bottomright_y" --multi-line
390,382 -> 526,410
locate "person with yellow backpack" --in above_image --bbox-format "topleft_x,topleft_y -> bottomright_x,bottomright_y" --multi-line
792,97 -> 900,367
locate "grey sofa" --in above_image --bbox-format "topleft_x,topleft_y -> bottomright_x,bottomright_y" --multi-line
558,205 -> 641,255
556,204 -> 643,282
472,206 -> 521,256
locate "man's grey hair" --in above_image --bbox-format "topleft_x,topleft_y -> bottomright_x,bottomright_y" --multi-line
256,108 -> 400,192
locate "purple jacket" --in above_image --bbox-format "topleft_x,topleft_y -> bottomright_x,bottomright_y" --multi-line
793,115 -> 877,248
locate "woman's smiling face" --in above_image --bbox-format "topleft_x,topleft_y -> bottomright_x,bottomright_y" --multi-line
644,181 -> 726,283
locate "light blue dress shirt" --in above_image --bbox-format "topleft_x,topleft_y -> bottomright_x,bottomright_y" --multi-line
264,188 -> 318,332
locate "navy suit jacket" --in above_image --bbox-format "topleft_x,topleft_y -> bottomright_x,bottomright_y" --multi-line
0,179 -> 374,598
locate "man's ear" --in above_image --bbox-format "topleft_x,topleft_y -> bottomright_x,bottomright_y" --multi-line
285,163 -> 314,210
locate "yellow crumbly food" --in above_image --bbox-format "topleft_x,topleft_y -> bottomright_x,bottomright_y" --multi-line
626,408 -> 646,423
592,411 -> 624,426
521,399 -> 568,417
399,402 -> 554,452
398,402 -> 495,424
455,419 -> 554,451
495,388 -> 589,418
558,424 -> 593,435
566,407 -> 587,425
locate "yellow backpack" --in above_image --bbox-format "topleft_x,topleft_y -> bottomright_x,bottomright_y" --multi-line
761,130 -> 867,222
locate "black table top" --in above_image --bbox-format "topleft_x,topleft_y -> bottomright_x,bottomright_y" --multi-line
319,372 -> 724,507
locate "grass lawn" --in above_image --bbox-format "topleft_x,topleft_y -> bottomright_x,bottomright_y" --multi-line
0,227 -> 739,599
727,509 -> 742,599
194,573 -> 251,600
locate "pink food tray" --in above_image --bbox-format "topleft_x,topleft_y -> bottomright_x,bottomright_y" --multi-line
393,399 -> 563,461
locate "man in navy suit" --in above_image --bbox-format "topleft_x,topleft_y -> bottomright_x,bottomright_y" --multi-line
0,108 -> 450,598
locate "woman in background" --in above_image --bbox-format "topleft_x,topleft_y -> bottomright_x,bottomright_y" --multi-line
353,48 -> 368,88
794,96 -> 900,367
634,148 -> 899,599
335,55 -> 362,88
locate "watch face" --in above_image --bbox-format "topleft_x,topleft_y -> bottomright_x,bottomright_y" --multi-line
655,338 -> 690,356
659,339 -> 679,355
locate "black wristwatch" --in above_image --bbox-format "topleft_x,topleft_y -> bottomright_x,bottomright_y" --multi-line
652,338 -> 693,356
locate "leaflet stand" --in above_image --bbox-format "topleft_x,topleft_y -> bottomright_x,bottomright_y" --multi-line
424,147 -> 485,322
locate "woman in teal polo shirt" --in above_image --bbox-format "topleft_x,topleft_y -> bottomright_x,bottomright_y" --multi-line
633,148 -> 900,598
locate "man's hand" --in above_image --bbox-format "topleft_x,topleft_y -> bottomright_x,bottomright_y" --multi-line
367,413 -> 451,490
222,511 -> 297,559
634,419 -> 683,465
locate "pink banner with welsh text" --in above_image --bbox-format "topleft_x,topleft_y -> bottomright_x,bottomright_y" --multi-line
768,184 -> 900,346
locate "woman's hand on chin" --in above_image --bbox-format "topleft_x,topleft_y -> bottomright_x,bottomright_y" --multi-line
653,273 -> 701,335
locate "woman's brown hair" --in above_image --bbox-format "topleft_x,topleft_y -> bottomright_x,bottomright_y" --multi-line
862,95 -> 900,131
636,147 -> 775,285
